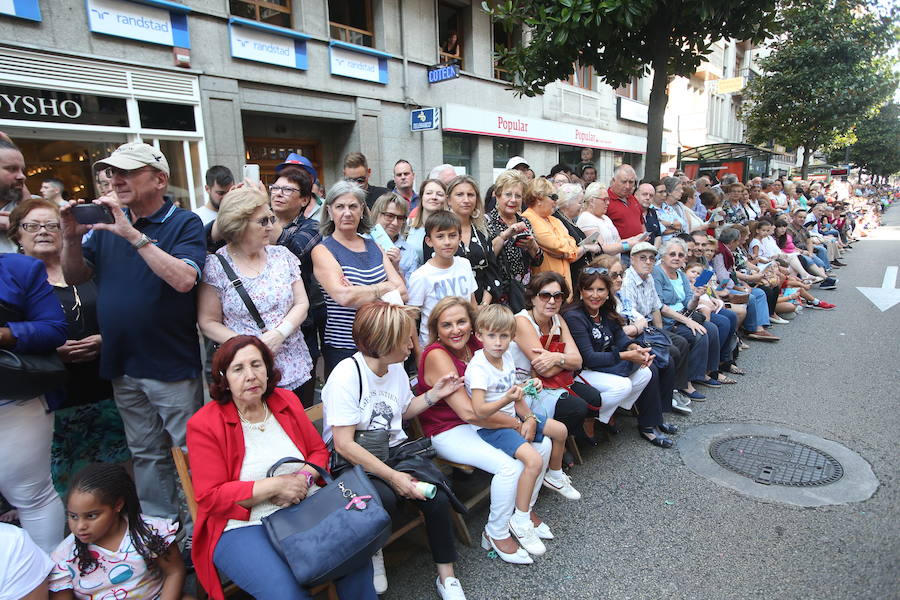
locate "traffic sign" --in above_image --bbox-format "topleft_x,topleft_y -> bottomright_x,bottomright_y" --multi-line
411,107 -> 440,132
428,63 -> 460,84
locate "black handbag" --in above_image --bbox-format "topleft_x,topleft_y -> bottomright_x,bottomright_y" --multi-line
0,301 -> 68,400
496,277 -> 526,313
635,326 -> 672,369
680,307 -> 707,325
261,458 -> 391,587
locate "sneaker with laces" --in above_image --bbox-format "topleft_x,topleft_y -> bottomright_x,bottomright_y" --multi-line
508,516 -> 546,556
817,301 -> 836,309
372,549 -> 387,594
436,576 -> 467,600
542,470 -> 581,500
671,395 -> 693,415
533,520 -> 554,540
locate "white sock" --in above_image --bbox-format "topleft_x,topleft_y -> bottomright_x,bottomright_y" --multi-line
812,298 -> 820,305
512,508 -> 530,525
548,468 -> 563,480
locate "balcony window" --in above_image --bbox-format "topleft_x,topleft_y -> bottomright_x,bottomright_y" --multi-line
329,0 -> 374,47
568,62 -> 593,91
438,2 -> 464,69
492,20 -> 517,82
615,77 -> 639,100
230,0 -> 291,28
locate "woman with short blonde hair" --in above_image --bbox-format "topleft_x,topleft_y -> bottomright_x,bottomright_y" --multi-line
215,187 -> 269,244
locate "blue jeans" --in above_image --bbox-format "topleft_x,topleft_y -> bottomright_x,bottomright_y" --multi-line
214,524 -> 378,600
669,322 -> 713,380
743,287 -> 771,331
709,309 -> 737,365
812,245 -> 831,270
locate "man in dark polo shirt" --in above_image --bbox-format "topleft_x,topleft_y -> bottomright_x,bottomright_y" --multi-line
59,142 -> 205,523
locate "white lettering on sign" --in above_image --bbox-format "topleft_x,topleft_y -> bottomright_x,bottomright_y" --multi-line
87,0 -> 175,46
443,104 -> 646,154
230,25 -> 295,68
0,94 -> 83,119
330,46 -> 381,83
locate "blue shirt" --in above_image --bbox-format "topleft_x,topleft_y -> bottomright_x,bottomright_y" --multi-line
83,199 -> 205,381
0,253 -> 66,355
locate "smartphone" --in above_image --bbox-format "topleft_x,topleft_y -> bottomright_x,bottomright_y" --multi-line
694,269 -> 714,287
513,231 -> 531,242
71,203 -> 115,225
579,231 -> 600,247
243,164 -> 260,184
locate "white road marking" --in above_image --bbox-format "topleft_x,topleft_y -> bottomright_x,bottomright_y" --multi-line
857,266 -> 900,312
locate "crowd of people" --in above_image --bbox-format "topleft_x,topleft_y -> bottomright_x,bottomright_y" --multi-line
0,132 -> 894,600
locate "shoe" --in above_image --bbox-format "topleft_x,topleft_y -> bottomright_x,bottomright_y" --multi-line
542,470 -> 582,500
769,315 -> 790,324
746,331 -> 780,342
481,532 -> 533,564
692,378 -> 722,388
638,427 -> 675,448
819,277 -> 838,290
671,401 -> 693,415
372,549 -> 388,594
508,516 -> 546,556
595,420 -> 620,435
562,451 -> 576,469
678,389 -> 706,400
658,422 -> 679,435
817,301 -> 836,309
832,260 -> 847,266
436,576 -> 467,600
533,521 -> 554,540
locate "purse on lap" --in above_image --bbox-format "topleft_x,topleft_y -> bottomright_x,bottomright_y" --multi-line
0,301 -> 68,400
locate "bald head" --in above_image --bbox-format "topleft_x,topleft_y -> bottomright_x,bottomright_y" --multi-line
610,164 -> 636,197
636,183 -> 655,208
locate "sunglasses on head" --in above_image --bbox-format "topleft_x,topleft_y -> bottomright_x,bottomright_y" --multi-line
536,291 -> 565,301
584,266 -> 623,279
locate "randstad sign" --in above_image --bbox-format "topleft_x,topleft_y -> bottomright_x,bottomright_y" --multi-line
86,0 -> 190,48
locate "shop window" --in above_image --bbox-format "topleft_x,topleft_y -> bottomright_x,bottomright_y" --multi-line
568,62 -> 593,91
615,77 -> 639,100
329,0 -> 374,47
153,139 -> 205,210
492,20 -> 518,82
138,101 -> 196,132
493,138 -> 523,169
558,146 -> 584,170
438,2 -> 464,69
443,133 -> 472,175
18,138 -> 124,202
230,0 -> 292,28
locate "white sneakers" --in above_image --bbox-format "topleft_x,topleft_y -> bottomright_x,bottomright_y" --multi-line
480,531 -> 533,564
533,520 -> 554,540
372,549 -> 387,594
672,394 -> 693,415
769,315 -> 790,324
436,576 -> 467,600
542,470 -> 582,500
508,514 -> 546,556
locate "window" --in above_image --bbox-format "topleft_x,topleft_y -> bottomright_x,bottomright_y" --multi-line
443,133 -> 472,175
329,0 -> 374,47
493,138 -> 523,169
230,0 -> 291,28
492,20 -> 518,82
615,77 -> 639,99
438,2 -> 464,69
567,62 -> 593,90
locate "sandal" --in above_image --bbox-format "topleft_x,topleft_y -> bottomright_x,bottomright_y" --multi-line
638,427 -> 674,448
717,375 -> 738,384
728,365 -> 746,375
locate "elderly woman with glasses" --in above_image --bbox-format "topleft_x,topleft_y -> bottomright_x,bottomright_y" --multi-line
369,192 -> 419,283
198,187 -> 313,395
577,182 -> 648,254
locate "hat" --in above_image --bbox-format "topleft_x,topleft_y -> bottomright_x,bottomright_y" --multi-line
276,152 -> 318,183
94,142 -> 169,176
630,241 -> 658,256
505,156 -> 529,170
791,206 -> 807,213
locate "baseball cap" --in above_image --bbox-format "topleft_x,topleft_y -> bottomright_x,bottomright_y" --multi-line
276,152 -> 318,184
94,142 -> 169,176
630,241 -> 658,256
505,156 -> 529,170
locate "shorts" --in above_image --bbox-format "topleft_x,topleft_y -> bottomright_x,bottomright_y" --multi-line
477,421 -> 545,458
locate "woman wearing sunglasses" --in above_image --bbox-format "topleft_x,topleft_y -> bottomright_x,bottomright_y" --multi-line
198,186 -> 313,395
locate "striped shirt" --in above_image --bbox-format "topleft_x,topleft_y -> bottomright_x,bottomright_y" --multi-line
318,235 -> 387,349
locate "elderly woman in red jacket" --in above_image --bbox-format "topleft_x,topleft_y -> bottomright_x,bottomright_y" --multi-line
186,335 -> 377,600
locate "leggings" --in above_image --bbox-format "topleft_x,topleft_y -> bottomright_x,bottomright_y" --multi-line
0,399 -> 64,552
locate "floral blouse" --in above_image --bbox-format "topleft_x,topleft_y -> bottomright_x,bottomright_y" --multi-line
486,208 -> 543,284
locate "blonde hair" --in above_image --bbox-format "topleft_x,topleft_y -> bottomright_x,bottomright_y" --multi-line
352,302 -> 416,358
411,179 -> 448,228
426,296 -> 477,346
493,169 -> 527,198
525,177 -> 555,208
371,192 -> 409,236
446,175 -> 486,234
475,304 -> 516,335
216,187 -> 269,243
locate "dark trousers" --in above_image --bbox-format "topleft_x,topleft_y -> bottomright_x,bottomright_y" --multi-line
758,285 -> 778,317
556,382 -> 597,439
369,477 -> 458,565
323,345 -> 356,380
666,331 -> 691,390
670,323 -> 712,381
708,310 -> 737,367
633,363 -> 666,428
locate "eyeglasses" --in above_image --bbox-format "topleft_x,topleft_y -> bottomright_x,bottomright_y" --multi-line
345,176 -> 367,185
536,291 -> 565,302
634,254 -> 657,262
103,166 -> 154,179
268,185 -> 300,195
666,252 -> 686,258
20,222 -> 61,233
255,215 -> 276,227
380,212 -> 406,223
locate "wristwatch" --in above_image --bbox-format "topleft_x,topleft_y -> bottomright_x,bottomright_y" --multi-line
132,233 -> 152,249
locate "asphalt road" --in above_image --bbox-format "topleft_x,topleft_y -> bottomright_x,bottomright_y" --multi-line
385,205 -> 900,600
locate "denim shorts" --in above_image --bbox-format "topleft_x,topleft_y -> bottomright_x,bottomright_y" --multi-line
477,422 -> 546,458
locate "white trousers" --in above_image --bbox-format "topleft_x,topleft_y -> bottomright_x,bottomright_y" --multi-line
431,424 -> 551,540
578,367 -> 652,423
0,399 -> 64,552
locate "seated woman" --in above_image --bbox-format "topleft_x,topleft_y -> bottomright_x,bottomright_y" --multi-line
322,302 -> 467,600
370,192 -> 419,283
199,186 -> 312,394
747,220 -> 823,283
187,336 -> 376,600
419,297 -> 552,566
563,268 -> 678,448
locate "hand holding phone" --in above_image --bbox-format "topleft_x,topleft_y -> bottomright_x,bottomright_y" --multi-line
71,203 -> 115,225
243,164 -> 260,184
693,269 -> 714,288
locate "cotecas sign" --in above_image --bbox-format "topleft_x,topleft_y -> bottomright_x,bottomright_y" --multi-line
0,85 -> 129,126
443,104 -> 646,154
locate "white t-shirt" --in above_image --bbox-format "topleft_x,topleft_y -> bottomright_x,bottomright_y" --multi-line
408,257 -> 477,346
321,353 -> 413,447
192,205 -> 218,226
576,211 -> 620,244
464,349 -> 518,428
0,524 -> 53,600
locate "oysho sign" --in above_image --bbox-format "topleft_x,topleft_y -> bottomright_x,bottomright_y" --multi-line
87,0 -> 190,48
0,85 -> 129,127
229,19 -> 308,70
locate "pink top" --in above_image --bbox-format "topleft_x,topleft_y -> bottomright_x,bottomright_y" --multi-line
417,338 -> 481,437
782,233 -> 797,253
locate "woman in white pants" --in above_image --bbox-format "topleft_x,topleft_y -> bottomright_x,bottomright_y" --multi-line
0,252 -> 68,551
417,297 -> 551,565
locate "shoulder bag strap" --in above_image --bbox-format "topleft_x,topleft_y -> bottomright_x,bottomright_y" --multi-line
215,253 -> 268,332
353,355 -> 363,402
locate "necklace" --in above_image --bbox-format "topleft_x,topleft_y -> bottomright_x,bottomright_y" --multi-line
588,308 -> 600,320
237,402 -> 269,432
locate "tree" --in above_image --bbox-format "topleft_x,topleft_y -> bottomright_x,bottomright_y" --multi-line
832,102 -> 900,180
741,0 -> 898,178
485,0 -> 781,180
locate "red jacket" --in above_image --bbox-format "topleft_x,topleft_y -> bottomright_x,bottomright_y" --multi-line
186,388 -> 329,600
605,189 -> 645,239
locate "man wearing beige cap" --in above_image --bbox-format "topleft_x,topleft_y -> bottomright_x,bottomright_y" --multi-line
60,142 -> 205,524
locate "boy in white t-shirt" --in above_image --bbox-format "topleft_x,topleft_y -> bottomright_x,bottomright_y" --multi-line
465,306 -> 579,558
408,211 -> 477,347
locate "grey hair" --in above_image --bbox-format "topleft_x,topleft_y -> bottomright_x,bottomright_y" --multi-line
711,186 -> 725,200
612,163 -> 635,179
720,173 -> 739,186
718,227 -> 740,244
428,164 -> 456,180
661,176 -> 681,194
760,178 -> 773,190
659,238 -> 688,256
556,183 -> 584,209
319,180 -> 372,236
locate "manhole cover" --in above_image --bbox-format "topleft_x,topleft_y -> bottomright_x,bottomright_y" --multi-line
709,434 -> 844,486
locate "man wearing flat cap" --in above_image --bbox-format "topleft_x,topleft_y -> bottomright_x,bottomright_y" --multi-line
60,142 -> 205,525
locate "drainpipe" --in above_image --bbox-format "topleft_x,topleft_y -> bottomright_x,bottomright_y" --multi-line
399,0 -> 411,108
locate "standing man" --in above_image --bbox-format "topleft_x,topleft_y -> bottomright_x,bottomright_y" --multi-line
193,165 -> 234,225
0,138 -> 26,254
342,151 -> 388,208
606,164 -> 645,240
40,178 -> 66,206
692,176 -> 710,219
392,159 -> 418,211
59,142 -> 205,523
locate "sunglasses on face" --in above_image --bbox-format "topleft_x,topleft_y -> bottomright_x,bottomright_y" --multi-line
345,176 -> 367,185
380,212 -> 406,223
255,215 -> 276,227
536,291 -> 565,302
